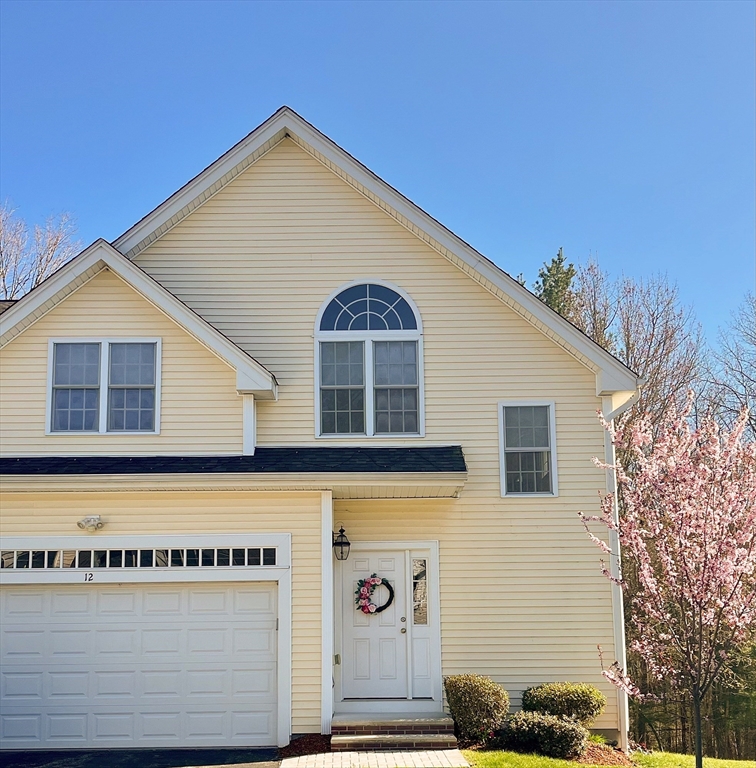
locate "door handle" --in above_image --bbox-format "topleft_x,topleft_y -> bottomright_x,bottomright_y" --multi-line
401,628 -> 406,634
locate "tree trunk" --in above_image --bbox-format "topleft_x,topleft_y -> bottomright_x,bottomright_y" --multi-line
692,688 -> 704,768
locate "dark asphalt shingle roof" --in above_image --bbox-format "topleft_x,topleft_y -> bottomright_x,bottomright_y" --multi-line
0,446 -> 466,476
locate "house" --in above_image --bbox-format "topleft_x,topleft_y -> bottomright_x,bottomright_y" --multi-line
0,107 -> 640,752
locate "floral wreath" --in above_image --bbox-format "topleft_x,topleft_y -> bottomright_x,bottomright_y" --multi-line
355,573 -> 395,614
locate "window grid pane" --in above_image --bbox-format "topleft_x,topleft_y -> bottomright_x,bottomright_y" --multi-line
503,406 -> 553,494
0,547 -> 276,568
320,341 -> 365,434
108,343 -> 157,432
52,343 -> 101,432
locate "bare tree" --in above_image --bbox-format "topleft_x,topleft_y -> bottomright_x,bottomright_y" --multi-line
706,293 -> 756,441
0,204 -> 79,299
570,262 -> 705,427
573,258 -> 618,352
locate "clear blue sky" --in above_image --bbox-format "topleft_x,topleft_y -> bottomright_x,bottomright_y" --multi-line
1,0 -> 754,342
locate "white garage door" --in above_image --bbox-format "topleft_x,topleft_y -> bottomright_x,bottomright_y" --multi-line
0,582 -> 277,749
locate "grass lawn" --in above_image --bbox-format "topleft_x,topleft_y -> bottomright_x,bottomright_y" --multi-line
635,754 -> 756,768
463,752 -> 756,768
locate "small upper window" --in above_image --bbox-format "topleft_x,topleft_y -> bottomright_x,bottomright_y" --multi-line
499,402 -> 557,496
316,283 -> 423,437
50,340 -> 160,434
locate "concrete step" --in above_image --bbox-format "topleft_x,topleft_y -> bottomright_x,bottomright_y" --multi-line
331,733 -> 458,752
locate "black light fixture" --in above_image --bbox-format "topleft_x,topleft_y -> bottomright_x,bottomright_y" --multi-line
332,526 -> 351,561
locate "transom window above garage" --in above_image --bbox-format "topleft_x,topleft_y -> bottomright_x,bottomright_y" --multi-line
48,339 -> 161,434
316,283 -> 424,437
0,546 -> 277,569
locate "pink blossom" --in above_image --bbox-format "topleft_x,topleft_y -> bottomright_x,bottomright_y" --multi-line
581,394 -> 756,750
368,604 -> 376,613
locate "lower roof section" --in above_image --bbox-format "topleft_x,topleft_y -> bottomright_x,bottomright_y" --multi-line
0,446 -> 467,499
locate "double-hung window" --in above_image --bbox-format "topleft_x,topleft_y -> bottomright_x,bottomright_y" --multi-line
498,401 -> 558,496
316,283 -> 423,436
49,340 -> 160,434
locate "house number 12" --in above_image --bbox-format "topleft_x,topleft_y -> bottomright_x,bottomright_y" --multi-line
84,572 -> 93,582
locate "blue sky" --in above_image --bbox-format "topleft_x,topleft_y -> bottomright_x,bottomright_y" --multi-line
1,0 -> 753,342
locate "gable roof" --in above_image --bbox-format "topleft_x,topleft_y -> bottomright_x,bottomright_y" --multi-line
0,240 -> 277,400
113,106 -> 640,398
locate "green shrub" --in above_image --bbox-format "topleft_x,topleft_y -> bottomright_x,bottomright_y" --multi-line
521,682 -> 606,726
444,674 -> 509,742
496,711 -> 588,758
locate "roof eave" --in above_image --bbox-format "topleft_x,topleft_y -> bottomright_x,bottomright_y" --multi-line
112,107 -> 638,395
0,240 -> 277,400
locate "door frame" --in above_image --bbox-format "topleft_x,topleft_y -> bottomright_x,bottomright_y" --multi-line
333,540 -> 443,714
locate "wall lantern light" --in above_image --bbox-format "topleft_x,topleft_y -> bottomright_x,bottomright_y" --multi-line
332,526 -> 351,561
77,515 -> 104,532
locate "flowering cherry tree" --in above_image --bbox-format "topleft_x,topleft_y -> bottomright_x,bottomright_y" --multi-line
580,394 -> 756,768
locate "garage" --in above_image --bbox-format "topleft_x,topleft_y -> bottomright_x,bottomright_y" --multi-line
0,535 -> 291,750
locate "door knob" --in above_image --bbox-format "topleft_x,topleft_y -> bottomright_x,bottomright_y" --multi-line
401,628 -> 406,634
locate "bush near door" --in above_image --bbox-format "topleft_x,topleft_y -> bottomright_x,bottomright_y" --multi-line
444,674 -> 510,743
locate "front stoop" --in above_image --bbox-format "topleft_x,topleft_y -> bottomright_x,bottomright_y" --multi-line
331,713 -> 457,751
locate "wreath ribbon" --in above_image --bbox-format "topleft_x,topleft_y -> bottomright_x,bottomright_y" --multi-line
355,573 -> 395,614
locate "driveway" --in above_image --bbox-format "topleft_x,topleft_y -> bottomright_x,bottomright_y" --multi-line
0,747 -> 279,768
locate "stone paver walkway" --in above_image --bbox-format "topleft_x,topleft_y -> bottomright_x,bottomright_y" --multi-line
280,750 -> 469,768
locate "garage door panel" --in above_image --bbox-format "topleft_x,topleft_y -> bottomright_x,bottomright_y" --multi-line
1,583 -> 278,749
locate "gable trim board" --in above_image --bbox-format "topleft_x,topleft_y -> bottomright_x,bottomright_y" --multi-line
113,106 -> 640,402
0,240 -> 277,401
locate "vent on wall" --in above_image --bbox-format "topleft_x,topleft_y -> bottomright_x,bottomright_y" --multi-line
0,547 -> 277,569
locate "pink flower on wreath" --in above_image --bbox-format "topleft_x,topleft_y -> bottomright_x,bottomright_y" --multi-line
360,587 -> 369,597
368,604 -> 377,613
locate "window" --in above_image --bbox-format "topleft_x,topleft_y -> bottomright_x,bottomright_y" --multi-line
49,340 -> 160,433
498,402 -> 557,496
316,283 -> 423,436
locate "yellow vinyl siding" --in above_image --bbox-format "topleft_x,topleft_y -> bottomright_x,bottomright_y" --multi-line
0,268 -> 243,455
0,490 -> 322,733
132,138 -> 620,731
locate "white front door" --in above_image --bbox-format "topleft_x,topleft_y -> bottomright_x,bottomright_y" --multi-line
341,549 -> 408,699
337,543 -> 440,708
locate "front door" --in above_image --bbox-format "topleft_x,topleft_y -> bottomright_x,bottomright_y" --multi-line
337,542 -> 440,709
341,549 -> 408,699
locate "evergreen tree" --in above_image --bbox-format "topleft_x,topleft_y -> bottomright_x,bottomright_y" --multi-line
533,247 -> 576,318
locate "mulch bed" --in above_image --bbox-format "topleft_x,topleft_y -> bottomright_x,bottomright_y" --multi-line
278,734 -> 332,759
460,740 -> 634,766
576,743 -> 634,766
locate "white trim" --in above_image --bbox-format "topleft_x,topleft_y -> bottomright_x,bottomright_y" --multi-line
498,399 -> 559,498
111,107 -> 638,397
46,337 -> 162,435
321,491 -> 334,734
0,471 -> 467,496
0,240 -> 277,400
602,397 -> 630,750
242,393 -> 256,455
0,532 -> 293,748
333,539 -> 442,713
314,280 -> 425,439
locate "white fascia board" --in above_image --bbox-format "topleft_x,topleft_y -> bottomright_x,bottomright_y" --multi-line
113,117 -> 289,254
0,240 -> 277,400
0,471 -> 468,494
111,107 -> 638,396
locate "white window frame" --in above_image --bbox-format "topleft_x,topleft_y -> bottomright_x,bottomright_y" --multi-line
498,399 -> 559,497
314,279 -> 425,439
46,338 -> 162,436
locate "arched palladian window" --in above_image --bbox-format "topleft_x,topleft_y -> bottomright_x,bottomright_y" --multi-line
316,282 -> 423,436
